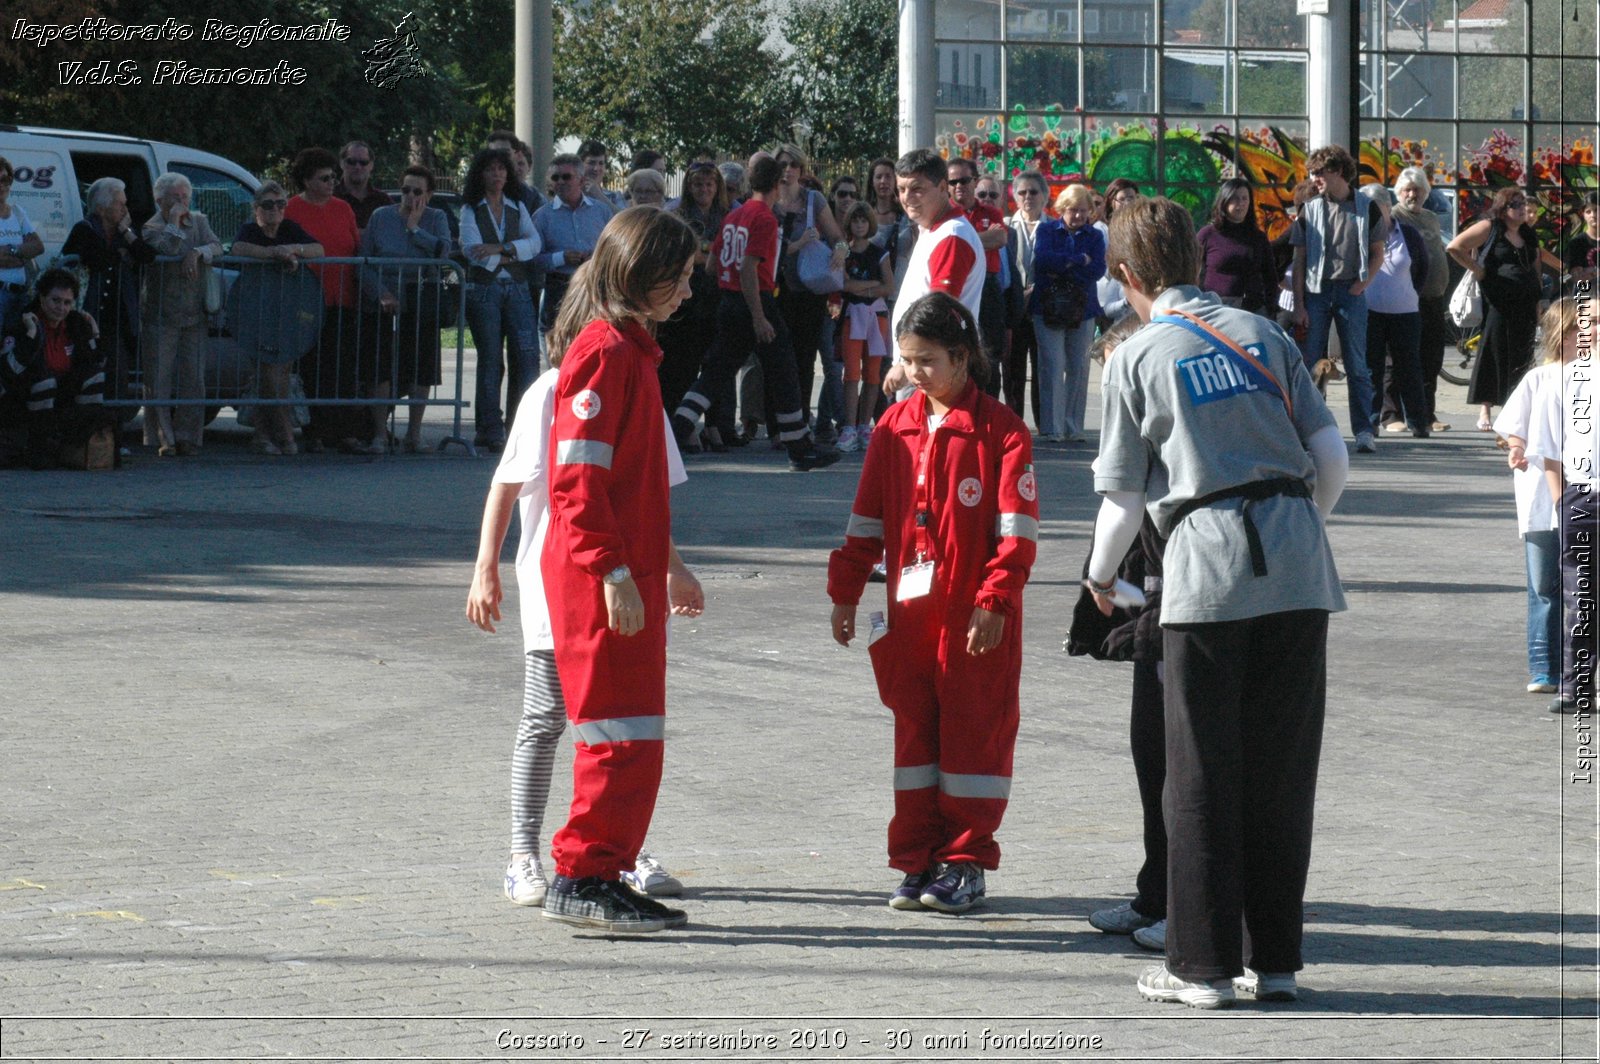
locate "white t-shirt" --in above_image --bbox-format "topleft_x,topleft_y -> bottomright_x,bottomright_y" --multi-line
1530,356 -> 1600,490
890,204 -> 985,351
0,204 -> 36,287
1493,362 -> 1559,536
492,368 -> 688,652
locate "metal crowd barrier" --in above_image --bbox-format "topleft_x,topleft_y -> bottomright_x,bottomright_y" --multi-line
54,253 -> 473,454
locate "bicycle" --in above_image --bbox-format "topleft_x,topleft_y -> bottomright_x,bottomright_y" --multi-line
1440,324 -> 1480,386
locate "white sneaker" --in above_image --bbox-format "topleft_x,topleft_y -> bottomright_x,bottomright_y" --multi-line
504,855 -> 547,906
1137,964 -> 1235,1009
1234,967 -> 1298,1001
620,851 -> 683,897
836,426 -> 858,453
1132,918 -> 1166,952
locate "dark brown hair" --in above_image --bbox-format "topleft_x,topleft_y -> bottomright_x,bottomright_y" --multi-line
289,147 -> 339,192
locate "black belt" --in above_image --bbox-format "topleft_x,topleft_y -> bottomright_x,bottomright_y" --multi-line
1170,477 -> 1312,577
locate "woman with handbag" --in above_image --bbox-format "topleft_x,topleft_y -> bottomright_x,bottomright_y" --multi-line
772,144 -> 847,436
1449,188 -> 1563,431
1030,184 -> 1105,443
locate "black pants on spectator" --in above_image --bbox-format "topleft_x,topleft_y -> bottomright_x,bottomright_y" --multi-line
657,297 -> 717,415
1004,317 -> 1035,421
302,311 -> 366,445
777,283 -> 827,425
1560,482 -> 1599,708
978,274 -> 1005,397
1383,295 -> 1447,426
1130,656 -> 1168,921
1163,609 -> 1328,981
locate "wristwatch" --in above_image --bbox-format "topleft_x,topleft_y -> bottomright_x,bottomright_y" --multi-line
1086,576 -> 1116,596
602,565 -> 632,585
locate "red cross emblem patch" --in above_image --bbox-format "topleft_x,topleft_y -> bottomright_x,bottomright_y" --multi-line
571,389 -> 602,420
1017,470 -> 1037,502
957,477 -> 983,507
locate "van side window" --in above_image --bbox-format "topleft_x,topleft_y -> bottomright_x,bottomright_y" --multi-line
170,163 -> 253,249
70,151 -> 154,227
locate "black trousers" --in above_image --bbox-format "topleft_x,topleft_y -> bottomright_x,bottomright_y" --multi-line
777,283 -> 827,425
675,291 -> 808,446
1560,482 -> 1599,707
977,274 -> 1005,397
1163,609 -> 1328,981
1130,657 -> 1168,920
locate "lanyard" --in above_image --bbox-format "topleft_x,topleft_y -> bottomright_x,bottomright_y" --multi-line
1151,309 -> 1293,420
912,420 -> 940,564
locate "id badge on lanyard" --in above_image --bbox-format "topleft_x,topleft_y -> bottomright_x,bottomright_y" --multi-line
897,425 -> 940,602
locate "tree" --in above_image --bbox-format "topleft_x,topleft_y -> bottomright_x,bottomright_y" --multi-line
552,0 -> 793,167
784,0 -> 897,168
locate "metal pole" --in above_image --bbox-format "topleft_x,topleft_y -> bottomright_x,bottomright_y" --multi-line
514,0 -> 554,177
515,0 -> 532,149
898,0 -> 936,153
1305,2 -> 1351,150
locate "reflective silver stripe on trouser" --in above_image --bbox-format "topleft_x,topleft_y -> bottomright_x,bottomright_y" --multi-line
939,772 -> 1012,799
75,372 -> 105,403
27,379 -> 54,411
846,513 -> 884,539
894,763 -> 939,790
555,438 -> 614,468
775,408 -> 809,443
995,513 -> 1039,540
675,389 -> 711,422
570,715 -> 666,746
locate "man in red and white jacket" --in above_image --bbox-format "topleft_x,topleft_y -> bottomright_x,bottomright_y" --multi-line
883,150 -> 985,397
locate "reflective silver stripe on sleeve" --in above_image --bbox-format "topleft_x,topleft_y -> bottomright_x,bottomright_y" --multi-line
940,772 -> 1013,799
26,398 -> 52,411
570,715 -> 665,746
893,763 -> 939,790
846,513 -> 885,539
555,438 -> 614,468
6,352 -> 25,375
995,513 -> 1039,541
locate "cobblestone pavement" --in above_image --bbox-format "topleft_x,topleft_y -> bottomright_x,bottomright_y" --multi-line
1,374 -> 1596,1062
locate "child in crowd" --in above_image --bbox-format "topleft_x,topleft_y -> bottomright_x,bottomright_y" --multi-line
828,291 -> 1037,914
1530,292 -> 1599,715
467,206 -> 704,934
1492,298 -> 1576,698
837,202 -> 894,453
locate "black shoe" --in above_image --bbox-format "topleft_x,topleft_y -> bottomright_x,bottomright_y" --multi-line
723,429 -> 750,448
1410,425 -> 1431,439
670,413 -> 698,448
541,875 -> 668,933
619,880 -> 688,927
701,427 -> 729,453
788,446 -> 841,472
1547,696 -> 1579,715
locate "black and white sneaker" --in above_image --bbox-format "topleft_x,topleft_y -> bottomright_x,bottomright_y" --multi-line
919,861 -> 986,913
542,875 -> 668,933
619,880 -> 688,928
888,869 -> 936,911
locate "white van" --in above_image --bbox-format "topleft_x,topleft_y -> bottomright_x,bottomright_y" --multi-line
0,125 -> 264,420
0,124 -> 259,261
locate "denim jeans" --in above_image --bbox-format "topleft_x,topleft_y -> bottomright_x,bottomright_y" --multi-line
1302,280 -> 1374,437
1032,314 -> 1094,438
466,279 -> 539,443
1525,530 -> 1561,685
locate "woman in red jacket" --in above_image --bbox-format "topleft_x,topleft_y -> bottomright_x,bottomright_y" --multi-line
829,291 -> 1038,914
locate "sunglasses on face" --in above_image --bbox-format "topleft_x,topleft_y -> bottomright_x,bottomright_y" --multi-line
835,190 -> 856,199
976,191 -> 998,201
948,176 -> 974,187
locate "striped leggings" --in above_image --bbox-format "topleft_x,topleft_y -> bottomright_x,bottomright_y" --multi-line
511,650 -> 567,855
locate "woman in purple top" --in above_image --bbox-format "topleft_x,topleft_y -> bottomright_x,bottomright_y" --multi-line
1194,178 -> 1277,315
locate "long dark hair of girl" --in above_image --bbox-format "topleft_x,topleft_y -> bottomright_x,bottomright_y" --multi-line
893,292 -> 988,384
463,147 -> 527,204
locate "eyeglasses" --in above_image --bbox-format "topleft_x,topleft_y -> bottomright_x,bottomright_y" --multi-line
343,157 -> 372,166
256,199 -> 288,210
550,173 -> 576,182
948,176 -> 974,187
835,190 -> 856,200
975,191 -> 999,201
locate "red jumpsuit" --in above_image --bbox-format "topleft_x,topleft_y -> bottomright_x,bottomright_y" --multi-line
542,318 -> 671,881
828,380 -> 1038,872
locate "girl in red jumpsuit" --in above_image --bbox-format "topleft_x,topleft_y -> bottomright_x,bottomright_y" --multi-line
829,291 -> 1038,913
538,206 -> 700,934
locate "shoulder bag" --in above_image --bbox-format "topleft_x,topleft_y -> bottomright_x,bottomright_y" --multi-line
793,192 -> 844,296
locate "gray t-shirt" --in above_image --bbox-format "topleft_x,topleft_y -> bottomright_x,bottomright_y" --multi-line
1094,286 -> 1346,624
1291,193 -> 1388,282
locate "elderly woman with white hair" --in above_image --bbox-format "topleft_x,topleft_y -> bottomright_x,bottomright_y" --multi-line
1384,166 -> 1453,434
624,168 -> 667,208
63,176 -> 156,410
141,171 -> 221,456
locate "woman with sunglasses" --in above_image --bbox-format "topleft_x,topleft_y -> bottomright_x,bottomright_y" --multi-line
359,165 -> 455,453
286,147 -> 367,452
232,181 -> 326,454
1006,170 -> 1050,426
1448,187 -> 1564,430
0,156 -> 45,335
